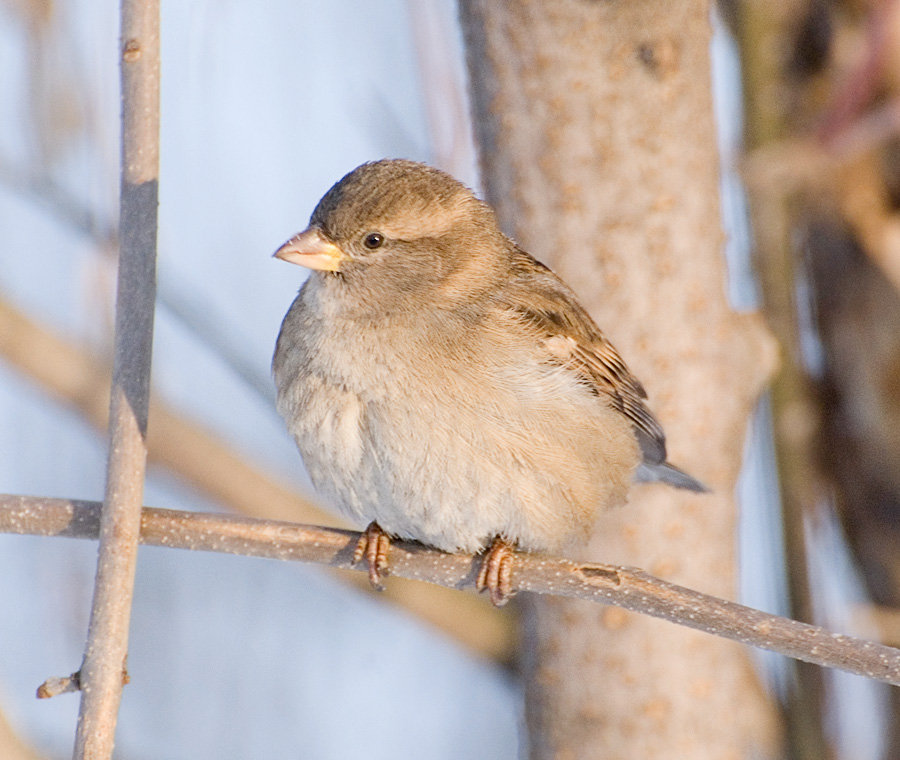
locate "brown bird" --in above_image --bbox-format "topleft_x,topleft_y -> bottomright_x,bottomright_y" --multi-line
273,159 -> 706,605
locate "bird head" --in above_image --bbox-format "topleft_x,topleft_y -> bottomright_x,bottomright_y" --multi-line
274,159 -> 510,308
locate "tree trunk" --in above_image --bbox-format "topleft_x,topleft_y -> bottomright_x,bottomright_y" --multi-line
459,1 -> 780,757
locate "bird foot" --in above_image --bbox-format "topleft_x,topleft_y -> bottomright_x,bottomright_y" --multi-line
476,537 -> 516,607
353,522 -> 391,591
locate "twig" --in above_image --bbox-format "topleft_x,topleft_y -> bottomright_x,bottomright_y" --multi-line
37,675 -> 82,700
72,2 -> 161,758
3,494 -> 900,688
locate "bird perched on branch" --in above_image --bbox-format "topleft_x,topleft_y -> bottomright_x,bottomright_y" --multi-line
273,159 -> 706,606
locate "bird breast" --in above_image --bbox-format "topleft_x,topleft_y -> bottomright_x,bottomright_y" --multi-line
274,278 -> 640,554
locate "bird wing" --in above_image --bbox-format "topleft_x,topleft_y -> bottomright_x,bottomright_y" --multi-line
497,247 -> 667,464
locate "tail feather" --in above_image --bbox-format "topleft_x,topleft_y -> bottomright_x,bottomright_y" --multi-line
635,461 -> 709,493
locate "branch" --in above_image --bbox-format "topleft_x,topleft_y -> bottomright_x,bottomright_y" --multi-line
4,494 -> 900,688
73,2 -> 161,757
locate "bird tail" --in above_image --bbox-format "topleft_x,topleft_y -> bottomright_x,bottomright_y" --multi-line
634,461 -> 710,493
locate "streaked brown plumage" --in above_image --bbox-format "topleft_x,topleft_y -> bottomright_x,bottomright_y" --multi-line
273,159 -> 706,604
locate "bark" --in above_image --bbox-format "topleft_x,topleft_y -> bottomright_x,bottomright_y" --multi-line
73,2 -> 161,757
459,1 -> 779,757
8,495 -> 900,688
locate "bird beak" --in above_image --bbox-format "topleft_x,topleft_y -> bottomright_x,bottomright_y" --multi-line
273,227 -> 345,272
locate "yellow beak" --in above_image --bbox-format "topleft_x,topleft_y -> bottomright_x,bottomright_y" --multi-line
273,227 -> 345,271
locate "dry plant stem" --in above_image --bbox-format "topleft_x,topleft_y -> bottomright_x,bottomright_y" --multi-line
4,495 -> 900,687
73,3 -> 160,759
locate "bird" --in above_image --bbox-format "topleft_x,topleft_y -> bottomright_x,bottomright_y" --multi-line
273,159 -> 707,606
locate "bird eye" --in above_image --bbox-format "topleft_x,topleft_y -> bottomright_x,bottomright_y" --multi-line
363,232 -> 384,250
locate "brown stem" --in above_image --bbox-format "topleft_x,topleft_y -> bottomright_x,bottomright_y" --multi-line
5,494 -> 900,688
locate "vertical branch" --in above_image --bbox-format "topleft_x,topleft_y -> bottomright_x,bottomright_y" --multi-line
738,2 -> 833,757
459,1 -> 779,757
72,1 -> 160,758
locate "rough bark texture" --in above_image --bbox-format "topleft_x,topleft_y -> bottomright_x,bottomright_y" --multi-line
459,1 -> 780,757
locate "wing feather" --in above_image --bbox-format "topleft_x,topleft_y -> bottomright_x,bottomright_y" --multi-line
497,247 -> 667,464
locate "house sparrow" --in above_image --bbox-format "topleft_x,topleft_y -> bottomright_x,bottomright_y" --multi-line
273,159 -> 706,605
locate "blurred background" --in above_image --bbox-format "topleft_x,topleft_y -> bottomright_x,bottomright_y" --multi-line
0,0 -> 899,758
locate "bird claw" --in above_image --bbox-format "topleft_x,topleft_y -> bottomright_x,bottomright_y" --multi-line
476,537 -> 516,607
353,522 -> 391,591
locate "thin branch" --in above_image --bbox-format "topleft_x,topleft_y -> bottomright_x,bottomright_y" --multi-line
72,2 -> 161,757
37,675 -> 82,700
3,494 -> 900,688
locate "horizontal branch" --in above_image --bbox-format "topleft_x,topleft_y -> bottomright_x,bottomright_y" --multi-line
3,493 -> 900,687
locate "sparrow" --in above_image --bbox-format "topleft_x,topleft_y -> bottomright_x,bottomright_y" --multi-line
273,159 -> 707,606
